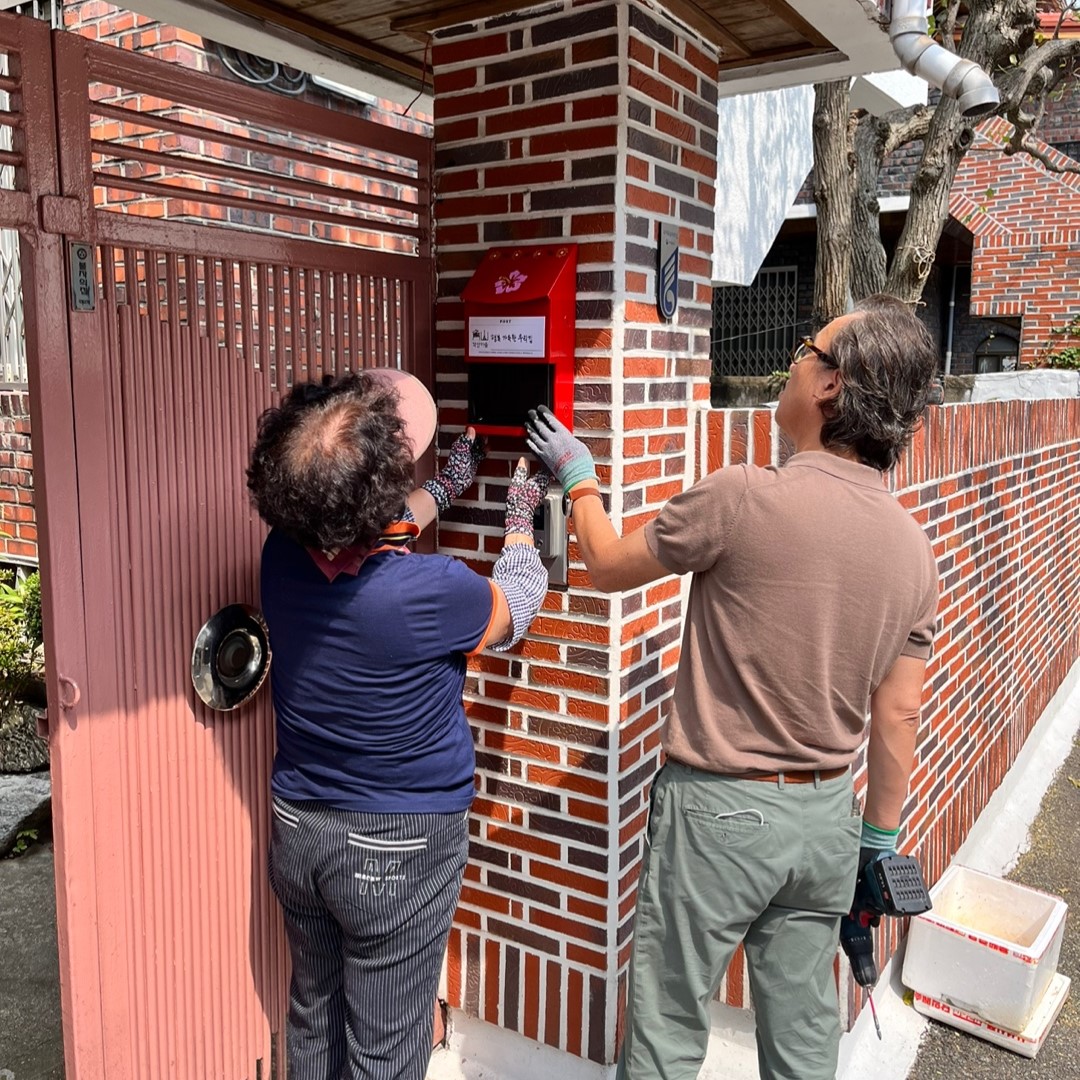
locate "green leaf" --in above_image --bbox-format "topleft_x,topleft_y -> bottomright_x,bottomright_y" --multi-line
984,187 -> 996,199
8,828 -> 40,858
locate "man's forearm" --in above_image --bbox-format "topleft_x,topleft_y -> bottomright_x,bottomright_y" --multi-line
864,655 -> 927,834
567,486 -> 619,583
565,484 -> 671,593
864,711 -> 919,832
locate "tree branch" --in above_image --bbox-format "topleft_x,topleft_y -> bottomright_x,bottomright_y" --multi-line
882,104 -> 934,155
1052,0 -> 1078,40
995,37 -> 1080,115
1004,131 -> 1080,173
939,0 -> 962,54
848,104 -> 932,302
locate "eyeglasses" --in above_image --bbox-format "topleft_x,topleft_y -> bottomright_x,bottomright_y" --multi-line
791,337 -> 836,367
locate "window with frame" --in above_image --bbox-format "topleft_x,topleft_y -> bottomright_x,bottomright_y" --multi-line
711,266 -> 799,379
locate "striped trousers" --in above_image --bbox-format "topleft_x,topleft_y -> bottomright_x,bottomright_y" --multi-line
269,797 -> 470,1080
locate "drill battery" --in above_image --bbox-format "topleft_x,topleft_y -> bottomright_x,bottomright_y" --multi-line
840,853 -> 932,990
862,853 -> 933,918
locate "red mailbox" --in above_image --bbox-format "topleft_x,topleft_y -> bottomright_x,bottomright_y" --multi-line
461,244 -> 577,437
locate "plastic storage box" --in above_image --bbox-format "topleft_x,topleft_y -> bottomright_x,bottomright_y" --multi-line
912,973 -> 1071,1059
902,864 -> 1068,1033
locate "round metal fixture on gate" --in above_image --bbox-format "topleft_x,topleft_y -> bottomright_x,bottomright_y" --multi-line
191,604 -> 271,711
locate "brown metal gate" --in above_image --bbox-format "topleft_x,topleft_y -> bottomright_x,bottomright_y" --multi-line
0,13 -> 433,1078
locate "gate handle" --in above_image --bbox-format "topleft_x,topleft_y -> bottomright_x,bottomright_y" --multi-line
58,675 -> 81,710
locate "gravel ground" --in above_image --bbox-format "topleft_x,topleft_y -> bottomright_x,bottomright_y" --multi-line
0,704 -> 49,773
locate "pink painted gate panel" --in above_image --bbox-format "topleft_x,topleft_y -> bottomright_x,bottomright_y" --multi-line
0,13 -> 433,1078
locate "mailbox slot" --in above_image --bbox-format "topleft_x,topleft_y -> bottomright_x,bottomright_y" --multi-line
468,360 -> 554,435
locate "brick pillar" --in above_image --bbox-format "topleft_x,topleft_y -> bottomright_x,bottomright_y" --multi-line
432,1 -> 719,1063
0,389 -> 36,564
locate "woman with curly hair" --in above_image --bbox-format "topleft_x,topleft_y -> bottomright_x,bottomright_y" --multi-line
248,370 -> 549,1080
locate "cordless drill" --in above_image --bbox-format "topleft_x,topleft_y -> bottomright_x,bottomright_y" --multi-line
839,852 -> 932,1033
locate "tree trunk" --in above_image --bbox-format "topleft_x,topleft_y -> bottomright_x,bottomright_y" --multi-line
811,80 -> 854,329
884,97 -> 973,304
851,115 -> 889,301
883,0 -> 1016,304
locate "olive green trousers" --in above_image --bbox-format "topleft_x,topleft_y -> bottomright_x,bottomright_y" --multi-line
617,761 -> 861,1080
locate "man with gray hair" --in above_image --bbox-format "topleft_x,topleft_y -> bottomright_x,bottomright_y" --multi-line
526,295 -> 940,1080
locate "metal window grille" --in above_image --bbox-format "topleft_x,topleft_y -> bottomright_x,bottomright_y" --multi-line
0,1 -> 58,24
711,266 -> 799,378
0,228 -> 23,384
0,47 -> 25,383
0,0 -> 60,386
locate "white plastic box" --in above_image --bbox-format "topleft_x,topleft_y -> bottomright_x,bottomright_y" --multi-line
902,864 -> 1068,1033
912,973 -> 1071,1059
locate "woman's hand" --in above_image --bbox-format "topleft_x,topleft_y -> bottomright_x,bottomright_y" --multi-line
504,458 -> 550,540
422,427 -> 486,513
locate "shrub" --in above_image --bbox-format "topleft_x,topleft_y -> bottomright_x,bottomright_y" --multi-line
1038,314 -> 1080,370
0,569 -> 45,723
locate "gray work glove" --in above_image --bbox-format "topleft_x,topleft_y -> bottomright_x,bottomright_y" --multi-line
524,405 -> 597,491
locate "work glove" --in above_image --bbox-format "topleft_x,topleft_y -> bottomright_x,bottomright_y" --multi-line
504,459 -> 551,538
852,820 -> 900,926
842,842 -> 894,990
859,821 -> 899,866
422,429 -> 485,512
525,405 -> 597,492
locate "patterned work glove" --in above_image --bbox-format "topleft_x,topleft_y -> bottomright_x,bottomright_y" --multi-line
525,405 -> 597,491
422,430 -> 485,513
504,461 -> 551,538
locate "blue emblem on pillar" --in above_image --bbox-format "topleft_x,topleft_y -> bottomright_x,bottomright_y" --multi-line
657,222 -> 679,321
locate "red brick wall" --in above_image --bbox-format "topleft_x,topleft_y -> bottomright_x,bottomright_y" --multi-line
432,0 -> 718,1061
950,118 -> 1080,365
432,4 -> 626,1058
702,399 -> 1080,1017
65,3 -> 428,252
0,390 -> 35,564
1036,71 -> 1080,154
64,2 -> 429,133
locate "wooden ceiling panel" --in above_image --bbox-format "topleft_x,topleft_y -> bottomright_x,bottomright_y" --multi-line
216,0 -> 840,85
731,15 -> 811,50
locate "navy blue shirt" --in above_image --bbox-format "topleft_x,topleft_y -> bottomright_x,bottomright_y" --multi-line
261,529 -> 494,813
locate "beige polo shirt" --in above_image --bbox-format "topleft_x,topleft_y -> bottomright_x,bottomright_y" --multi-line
644,451 -> 938,775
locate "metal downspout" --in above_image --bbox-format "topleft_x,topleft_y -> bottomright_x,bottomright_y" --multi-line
944,262 -> 958,375
887,0 -> 1000,117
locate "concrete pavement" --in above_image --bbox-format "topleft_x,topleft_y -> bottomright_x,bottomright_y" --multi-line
0,842 -> 64,1080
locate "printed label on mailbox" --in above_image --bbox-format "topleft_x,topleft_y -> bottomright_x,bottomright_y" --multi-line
469,315 -> 546,358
